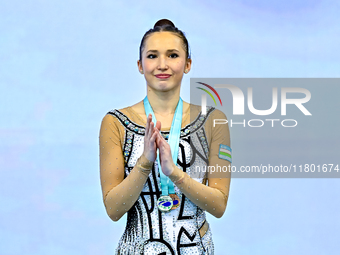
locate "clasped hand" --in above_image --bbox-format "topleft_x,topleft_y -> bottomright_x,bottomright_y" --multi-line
143,113 -> 175,176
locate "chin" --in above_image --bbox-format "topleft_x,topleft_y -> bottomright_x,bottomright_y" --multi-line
150,82 -> 178,92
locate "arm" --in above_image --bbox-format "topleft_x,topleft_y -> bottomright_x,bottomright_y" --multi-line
99,114 -> 154,222
162,109 -> 231,218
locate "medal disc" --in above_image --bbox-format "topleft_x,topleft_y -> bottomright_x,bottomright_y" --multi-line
157,195 -> 173,212
169,193 -> 180,210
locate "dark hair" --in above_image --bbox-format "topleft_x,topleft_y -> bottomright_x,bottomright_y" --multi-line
139,19 -> 191,62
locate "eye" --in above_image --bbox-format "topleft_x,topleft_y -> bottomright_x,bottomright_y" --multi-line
147,54 -> 157,59
169,53 -> 179,58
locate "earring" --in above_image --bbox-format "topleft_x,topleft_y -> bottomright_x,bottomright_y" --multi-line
141,71 -> 144,74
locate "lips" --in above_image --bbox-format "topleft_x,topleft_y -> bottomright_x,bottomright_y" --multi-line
155,74 -> 171,79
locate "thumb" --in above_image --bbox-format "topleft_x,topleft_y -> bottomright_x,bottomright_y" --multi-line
156,120 -> 161,131
155,131 -> 162,146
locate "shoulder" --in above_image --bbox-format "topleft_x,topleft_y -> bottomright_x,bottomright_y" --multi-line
106,106 -> 129,115
204,108 -> 229,129
209,108 -> 228,120
103,101 -> 139,120
187,102 -> 200,112
188,107 -> 228,134
100,113 -> 118,130
100,107 -> 128,128
101,101 -> 143,129
186,102 -> 207,120
189,103 -> 226,121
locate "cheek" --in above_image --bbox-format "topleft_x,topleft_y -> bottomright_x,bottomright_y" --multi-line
173,60 -> 186,72
143,59 -> 156,72
143,62 -> 152,72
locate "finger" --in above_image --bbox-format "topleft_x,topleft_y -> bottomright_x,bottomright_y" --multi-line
150,127 -> 158,143
157,132 -> 165,146
155,132 -> 161,147
158,131 -> 166,143
156,120 -> 161,131
155,130 -> 161,144
149,114 -> 154,134
150,121 -> 154,138
146,114 -> 151,137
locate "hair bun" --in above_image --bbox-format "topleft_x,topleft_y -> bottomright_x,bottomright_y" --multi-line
153,19 -> 175,29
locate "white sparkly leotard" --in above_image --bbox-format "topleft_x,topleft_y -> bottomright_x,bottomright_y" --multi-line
99,103 -> 231,255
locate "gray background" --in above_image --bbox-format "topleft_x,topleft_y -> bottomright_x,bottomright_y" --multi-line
190,78 -> 340,177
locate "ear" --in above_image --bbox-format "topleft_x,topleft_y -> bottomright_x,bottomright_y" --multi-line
137,60 -> 143,74
184,58 -> 192,73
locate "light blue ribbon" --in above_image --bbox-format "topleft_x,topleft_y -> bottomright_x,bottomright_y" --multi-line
143,96 -> 183,196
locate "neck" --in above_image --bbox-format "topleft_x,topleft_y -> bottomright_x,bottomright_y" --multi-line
146,86 -> 181,115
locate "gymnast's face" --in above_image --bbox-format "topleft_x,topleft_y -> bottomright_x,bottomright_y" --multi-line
138,31 -> 191,93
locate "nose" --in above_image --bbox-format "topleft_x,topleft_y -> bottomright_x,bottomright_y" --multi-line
157,55 -> 168,70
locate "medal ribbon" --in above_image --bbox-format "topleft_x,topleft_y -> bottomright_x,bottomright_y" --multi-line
143,96 -> 183,196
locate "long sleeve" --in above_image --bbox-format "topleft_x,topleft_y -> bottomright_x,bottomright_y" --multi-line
99,113 -> 153,222
168,109 -> 231,218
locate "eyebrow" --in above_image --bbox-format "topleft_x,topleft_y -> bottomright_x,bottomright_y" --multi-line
146,49 -> 180,54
